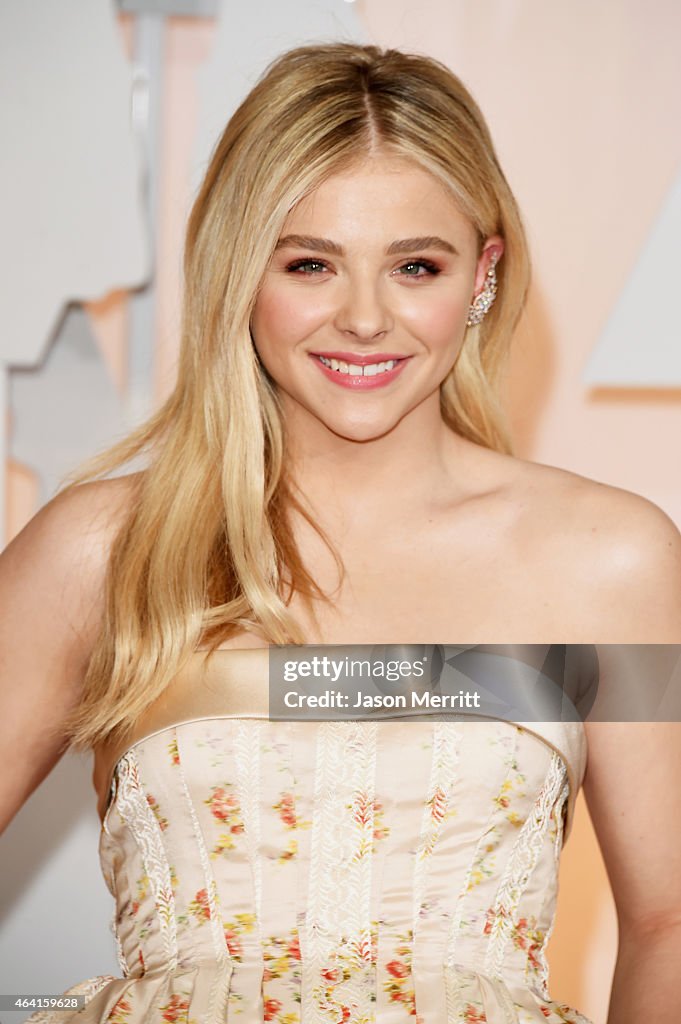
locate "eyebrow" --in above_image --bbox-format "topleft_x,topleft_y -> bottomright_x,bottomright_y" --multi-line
275,234 -> 458,256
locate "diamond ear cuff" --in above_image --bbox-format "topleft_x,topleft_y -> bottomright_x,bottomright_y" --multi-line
466,255 -> 498,327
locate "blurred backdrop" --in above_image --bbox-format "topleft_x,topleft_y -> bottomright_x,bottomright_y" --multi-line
2,2 -> 680,1022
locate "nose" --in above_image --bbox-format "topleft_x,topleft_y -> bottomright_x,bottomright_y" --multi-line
333,278 -> 393,341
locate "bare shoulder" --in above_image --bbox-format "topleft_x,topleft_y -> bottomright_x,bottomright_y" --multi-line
4,471 -> 142,566
508,457 -> 681,641
0,472 -> 144,833
28,471 -> 140,532
1,472 -> 144,654
512,456 -> 680,545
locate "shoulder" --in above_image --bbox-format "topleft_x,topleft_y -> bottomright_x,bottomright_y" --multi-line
510,458 -> 681,641
7,472 -> 142,564
514,457 -> 679,547
1,473 -> 143,653
0,473 -> 144,832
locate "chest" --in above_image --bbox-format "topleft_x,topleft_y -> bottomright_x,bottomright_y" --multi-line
281,509 -> 565,644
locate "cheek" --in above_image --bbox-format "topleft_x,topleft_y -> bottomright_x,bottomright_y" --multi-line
252,283 -> 331,356
399,291 -> 469,349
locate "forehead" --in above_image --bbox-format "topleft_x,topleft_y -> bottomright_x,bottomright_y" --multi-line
282,156 -> 477,247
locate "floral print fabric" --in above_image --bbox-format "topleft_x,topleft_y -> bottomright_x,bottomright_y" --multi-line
26,719 -> 592,1023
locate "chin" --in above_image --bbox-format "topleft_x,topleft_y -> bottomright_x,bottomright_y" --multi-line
323,417 -> 400,444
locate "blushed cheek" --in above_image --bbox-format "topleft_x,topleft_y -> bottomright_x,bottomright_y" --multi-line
252,286 -> 330,358
402,295 -> 469,352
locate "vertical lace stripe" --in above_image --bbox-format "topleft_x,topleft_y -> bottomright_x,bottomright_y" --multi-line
115,750 -> 178,972
483,752 -> 568,979
303,721 -> 378,1022
412,721 -> 462,932
530,772 -> 569,996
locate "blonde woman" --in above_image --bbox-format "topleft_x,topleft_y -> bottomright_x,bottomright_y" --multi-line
2,43 -> 680,1024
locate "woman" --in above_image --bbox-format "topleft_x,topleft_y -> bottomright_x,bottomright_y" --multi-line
2,42 -> 680,1024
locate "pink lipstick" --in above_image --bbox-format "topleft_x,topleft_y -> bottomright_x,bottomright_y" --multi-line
309,351 -> 411,390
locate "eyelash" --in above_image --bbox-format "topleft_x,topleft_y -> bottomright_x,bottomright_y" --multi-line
285,258 -> 442,278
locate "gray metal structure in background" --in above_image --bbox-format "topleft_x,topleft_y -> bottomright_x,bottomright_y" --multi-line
125,13 -> 165,430
120,0 -> 217,427
2,0 -> 150,543
5,2 -> 220,536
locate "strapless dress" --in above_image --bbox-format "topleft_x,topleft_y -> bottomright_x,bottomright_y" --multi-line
26,645 -> 593,1024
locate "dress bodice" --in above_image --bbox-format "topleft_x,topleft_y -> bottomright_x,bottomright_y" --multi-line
29,647 -> 592,1024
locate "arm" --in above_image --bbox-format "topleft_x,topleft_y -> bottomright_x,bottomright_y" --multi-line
581,496 -> 681,1024
583,721 -> 681,1024
0,478 -> 130,836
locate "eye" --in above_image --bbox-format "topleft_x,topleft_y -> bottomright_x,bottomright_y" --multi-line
395,259 -> 442,279
285,259 -> 329,275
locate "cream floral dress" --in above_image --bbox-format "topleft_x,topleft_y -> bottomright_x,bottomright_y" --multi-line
26,710 -> 592,1024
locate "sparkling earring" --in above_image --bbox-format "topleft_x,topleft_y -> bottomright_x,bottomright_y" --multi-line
466,256 -> 498,327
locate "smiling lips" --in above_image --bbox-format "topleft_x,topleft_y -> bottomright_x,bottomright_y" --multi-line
309,350 -> 411,389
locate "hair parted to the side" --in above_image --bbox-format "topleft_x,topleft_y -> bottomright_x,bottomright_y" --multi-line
56,42 -> 531,752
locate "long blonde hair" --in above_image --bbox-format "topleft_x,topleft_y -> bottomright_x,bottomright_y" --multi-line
58,43 -> 531,751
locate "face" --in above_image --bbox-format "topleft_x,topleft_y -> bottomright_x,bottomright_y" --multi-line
250,155 -> 504,443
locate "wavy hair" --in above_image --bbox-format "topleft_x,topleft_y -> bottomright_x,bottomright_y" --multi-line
58,43 -> 531,750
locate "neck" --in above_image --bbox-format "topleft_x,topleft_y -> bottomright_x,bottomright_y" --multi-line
282,394 -> 477,522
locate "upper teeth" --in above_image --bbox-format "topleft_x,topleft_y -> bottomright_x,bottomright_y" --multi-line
318,356 -> 398,376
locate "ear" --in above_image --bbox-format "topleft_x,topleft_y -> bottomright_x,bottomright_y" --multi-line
473,235 -> 505,295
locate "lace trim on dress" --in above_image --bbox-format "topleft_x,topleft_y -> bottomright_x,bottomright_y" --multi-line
529,765 -> 569,998
303,721 -> 378,1022
413,722 -> 462,927
100,774 -> 130,979
115,750 -> 179,973
483,751 -> 568,982
233,720 -> 263,942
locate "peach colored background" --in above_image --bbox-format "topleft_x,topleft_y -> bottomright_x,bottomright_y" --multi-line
6,7 -> 681,1022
